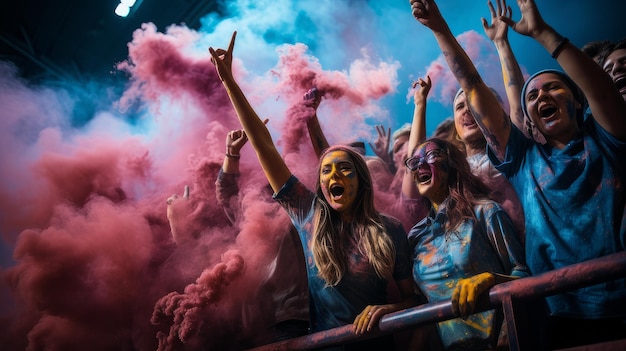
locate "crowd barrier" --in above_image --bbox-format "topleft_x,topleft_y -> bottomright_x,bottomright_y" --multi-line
247,251 -> 626,351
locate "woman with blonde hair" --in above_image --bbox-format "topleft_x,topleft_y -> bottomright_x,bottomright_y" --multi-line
209,32 -> 418,350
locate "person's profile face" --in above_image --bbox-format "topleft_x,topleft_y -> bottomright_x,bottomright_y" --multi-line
319,150 -> 359,216
603,48 -> 626,101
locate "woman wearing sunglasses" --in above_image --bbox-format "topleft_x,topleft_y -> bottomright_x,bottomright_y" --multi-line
405,137 -> 528,350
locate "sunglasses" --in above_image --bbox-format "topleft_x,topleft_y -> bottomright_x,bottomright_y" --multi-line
404,149 -> 445,171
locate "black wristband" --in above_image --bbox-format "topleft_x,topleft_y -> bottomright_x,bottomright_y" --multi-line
551,37 -> 569,59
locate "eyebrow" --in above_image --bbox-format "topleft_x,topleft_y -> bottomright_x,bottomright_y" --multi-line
322,159 -> 352,167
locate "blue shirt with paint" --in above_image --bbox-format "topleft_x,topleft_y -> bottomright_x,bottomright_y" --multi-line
487,119 -> 626,318
273,175 -> 412,332
408,199 -> 528,350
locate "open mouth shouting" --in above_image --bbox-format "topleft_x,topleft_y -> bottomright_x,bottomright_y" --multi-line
329,183 -> 345,201
539,103 -> 557,119
614,75 -> 626,95
417,169 -> 432,185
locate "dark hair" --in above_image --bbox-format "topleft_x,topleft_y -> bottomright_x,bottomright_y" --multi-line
581,40 -> 613,61
415,138 -> 492,231
598,38 -> 626,66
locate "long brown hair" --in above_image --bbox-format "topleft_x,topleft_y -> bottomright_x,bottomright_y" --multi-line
415,138 -> 492,231
312,145 -> 395,286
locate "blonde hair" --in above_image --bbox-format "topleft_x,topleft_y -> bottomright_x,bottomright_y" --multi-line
312,145 -> 395,286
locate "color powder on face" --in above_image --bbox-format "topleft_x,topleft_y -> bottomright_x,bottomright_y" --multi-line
3,0 -> 615,348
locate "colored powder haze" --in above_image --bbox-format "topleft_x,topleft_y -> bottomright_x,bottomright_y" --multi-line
0,0 -> 623,350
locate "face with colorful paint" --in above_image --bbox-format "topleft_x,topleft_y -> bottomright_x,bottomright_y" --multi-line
406,141 -> 449,205
523,72 -> 581,143
319,150 -> 360,218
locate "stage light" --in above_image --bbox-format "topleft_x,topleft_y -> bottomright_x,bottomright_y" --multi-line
115,3 -> 130,17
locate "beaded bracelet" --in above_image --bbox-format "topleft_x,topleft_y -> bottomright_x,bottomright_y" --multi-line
225,153 -> 240,159
551,37 -> 569,59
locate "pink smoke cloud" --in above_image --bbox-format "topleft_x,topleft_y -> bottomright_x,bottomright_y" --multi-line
411,30 -> 520,113
0,9 -> 410,350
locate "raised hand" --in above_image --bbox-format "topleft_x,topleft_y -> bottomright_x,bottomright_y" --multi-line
412,75 -> 432,106
369,125 -> 392,165
208,31 -> 237,82
226,129 -> 248,157
303,87 -> 322,110
409,0 -> 447,33
502,0 -> 548,39
166,185 -> 192,245
225,119 -> 269,158
482,0 -> 512,43
451,272 -> 495,318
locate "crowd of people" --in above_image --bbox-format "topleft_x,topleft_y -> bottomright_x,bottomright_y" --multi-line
159,0 -> 626,350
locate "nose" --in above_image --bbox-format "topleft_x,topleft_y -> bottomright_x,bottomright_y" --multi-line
329,164 -> 340,179
611,60 -> 625,76
536,87 -> 549,101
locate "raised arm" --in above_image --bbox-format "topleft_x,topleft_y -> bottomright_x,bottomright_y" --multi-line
410,0 -> 511,160
222,128 -> 247,174
209,32 -> 292,192
505,0 -> 626,140
482,0 -> 527,136
303,87 -> 330,158
402,75 -> 431,199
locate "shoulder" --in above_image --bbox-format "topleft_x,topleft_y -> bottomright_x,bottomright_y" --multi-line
473,199 -> 506,218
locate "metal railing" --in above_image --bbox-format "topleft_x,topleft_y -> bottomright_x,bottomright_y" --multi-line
247,250 -> 626,351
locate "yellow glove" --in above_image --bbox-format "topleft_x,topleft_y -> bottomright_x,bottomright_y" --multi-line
451,272 -> 495,318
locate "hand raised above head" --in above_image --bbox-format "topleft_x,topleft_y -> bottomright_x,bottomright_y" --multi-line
209,31 -> 237,81
303,87 -> 322,109
409,0 -> 447,33
412,75 -> 432,105
225,119 -> 268,156
500,0 -> 549,39
226,129 -> 248,155
482,0 -> 513,42
369,124 -> 392,162
166,185 -> 193,245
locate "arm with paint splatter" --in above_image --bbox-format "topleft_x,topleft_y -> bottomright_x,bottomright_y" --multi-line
303,87 -> 329,158
482,0 -> 529,139
410,0 -> 511,161
504,0 -> 626,139
209,32 -> 292,193
402,75 -> 431,200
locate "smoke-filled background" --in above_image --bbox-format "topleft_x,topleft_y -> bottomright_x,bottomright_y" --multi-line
0,0 -> 624,350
